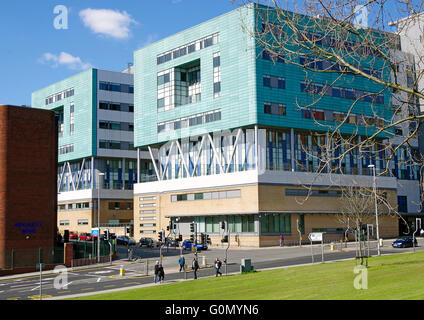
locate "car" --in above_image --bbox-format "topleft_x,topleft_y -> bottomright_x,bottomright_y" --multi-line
139,237 -> 154,247
182,240 -> 208,251
117,235 -> 136,246
69,232 -> 78,240
392,236 -> 418,248
78,233 -> 92,241
165,237 -> 177,247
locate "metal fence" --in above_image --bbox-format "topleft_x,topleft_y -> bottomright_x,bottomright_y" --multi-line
72,240 -> 113,260
71,255 -> 112,268
0,246 -> 64,271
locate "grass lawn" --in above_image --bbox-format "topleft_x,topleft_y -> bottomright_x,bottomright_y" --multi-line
72,252 -> 424,300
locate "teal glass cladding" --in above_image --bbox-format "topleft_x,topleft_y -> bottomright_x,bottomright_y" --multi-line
134,3 -> 394,150
31,69 -> 97,162
134,6 -> 258,147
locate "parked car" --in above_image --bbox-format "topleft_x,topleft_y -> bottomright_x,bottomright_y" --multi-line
165,237 -> 177,247
139,237 -> 154,247
392,236 -> 418,248
69,232 -> 78,240
117,235 -> 136,246
182,240 -> 208,251
79,233 -> 92,241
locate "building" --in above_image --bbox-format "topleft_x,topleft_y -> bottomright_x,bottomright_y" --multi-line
132,4 -> 422,246
0,105 -> 57,269
390,13 -> 424,229
32,68 -> 152,236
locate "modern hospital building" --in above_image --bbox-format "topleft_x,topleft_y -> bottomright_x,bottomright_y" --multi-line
31,4 -> 423,246
132,4 -> 422,246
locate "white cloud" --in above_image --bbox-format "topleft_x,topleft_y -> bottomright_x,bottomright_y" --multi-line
79,8 -> 137,39
39,52 -> 93,71
172,0 -> 183,4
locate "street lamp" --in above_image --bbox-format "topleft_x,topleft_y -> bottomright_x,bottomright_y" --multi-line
97,172 -> 105,263
368,164 -> 381,256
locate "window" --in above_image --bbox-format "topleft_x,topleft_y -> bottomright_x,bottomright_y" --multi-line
398,196 -> 408,213
69,103 -> 75,136
264,102 -> 286,116
213,52 -> 221,98
78,220 -> 89,226
60,220 -> 70,226
157,33 -> 219,65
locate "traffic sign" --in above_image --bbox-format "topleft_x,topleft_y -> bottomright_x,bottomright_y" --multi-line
91,228 -> 100,236
308,233 -> 323,242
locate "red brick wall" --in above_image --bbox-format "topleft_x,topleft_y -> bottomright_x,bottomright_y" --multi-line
0,105 -> 58,269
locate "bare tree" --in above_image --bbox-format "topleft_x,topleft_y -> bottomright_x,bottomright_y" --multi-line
235,0 -> 424,210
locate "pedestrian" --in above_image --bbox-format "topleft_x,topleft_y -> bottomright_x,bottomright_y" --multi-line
154,261 -> 160,284
158,263 -> 165,283
178,255 -> 185,272
280,234 -> 284,247
215,258 -> 222,277
192,258 -> 199,280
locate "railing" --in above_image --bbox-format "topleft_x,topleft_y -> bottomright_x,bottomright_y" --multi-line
71,255 -> 112,268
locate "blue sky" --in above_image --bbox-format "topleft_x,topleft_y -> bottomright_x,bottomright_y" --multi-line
0,0 -> 237,106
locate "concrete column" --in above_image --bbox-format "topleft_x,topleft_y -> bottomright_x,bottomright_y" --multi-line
122,157 -> 126,190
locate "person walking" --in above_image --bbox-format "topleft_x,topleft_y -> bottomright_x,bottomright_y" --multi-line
178,255 -> 185,272
192,258 -> 199,280
158,263 -> 165,283
215,258 -> 222,277
154,261 -> 160,284
280,234 -> 284,247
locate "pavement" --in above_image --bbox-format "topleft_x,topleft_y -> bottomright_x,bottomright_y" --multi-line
0,238 -> 422,300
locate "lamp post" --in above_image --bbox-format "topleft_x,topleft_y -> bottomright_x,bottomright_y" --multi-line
97,172 -> 105,263
368,164 -> 380,256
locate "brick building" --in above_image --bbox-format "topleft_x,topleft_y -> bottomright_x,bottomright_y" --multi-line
0,105 -> 57,269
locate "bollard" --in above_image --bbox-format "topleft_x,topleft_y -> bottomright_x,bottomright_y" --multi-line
379,238 -> 384,247
330,242 -> 334,251
120,265 -> 125,277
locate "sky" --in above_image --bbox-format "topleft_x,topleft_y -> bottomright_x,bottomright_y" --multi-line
0,0 -> 238,106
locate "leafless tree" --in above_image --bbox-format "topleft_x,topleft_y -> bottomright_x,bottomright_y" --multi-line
235,0 -> 424,210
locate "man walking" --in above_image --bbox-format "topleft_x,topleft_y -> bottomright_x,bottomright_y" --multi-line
192,258 -> 199,280
280,234 -> 284,247
215,258 -> 222,277
178,255 -> 185,272
158,263 -> 165,283
154,261 -> 160,284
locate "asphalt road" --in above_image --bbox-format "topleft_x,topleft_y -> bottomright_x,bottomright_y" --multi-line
0,242 -> 422,300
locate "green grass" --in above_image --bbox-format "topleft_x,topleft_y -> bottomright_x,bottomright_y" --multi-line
72,252 -> 424,300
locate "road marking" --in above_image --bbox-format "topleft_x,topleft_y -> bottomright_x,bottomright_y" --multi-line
58,291 -> 71,294
7,297 -> 20,300
81,288 -> 94,291
92,271 -> 113,274
104,285 -> 116,288
97,278 -> 101,283
28,295 -> 53,300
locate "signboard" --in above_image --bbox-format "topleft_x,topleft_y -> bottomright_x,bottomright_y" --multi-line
308,232 -> 323,242
91,228 -> 100,236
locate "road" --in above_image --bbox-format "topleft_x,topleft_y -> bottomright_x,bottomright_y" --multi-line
0,241 -> 422,300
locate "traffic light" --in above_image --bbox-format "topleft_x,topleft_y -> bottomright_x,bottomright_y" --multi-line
201,233 -> 206,245
190,234 -> 194,242
158,230 -> 163,242
190,223 -> 195,233
166,225 -> 170,231
221,235 -> 229,243
179,234 -> 183,241
221,221 -> 226,230
207,235 -> 211,244
104,229 -> 110,241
